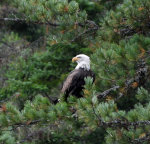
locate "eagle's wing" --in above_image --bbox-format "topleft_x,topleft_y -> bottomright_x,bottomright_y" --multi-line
61,69 -> 95,101
61,69 -> 80,93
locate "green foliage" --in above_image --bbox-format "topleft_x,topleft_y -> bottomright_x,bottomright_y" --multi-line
136,87 -> 150,104
92,35 -> 150,91
0,43 -> 90,102
76,0 -> 123,22
14,0 -> 87,27
0,131 -> 16,144
2,32 -> 21,43
99,0 -> 150,42
1,0 -> 150,143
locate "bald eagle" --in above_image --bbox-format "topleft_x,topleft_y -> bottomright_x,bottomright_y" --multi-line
61,54 -> 95,101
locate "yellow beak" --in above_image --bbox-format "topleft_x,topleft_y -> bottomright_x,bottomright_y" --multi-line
72,57 -> 79,62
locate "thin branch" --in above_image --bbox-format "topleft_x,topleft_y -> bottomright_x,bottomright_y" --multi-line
102,120 -> 150,129
11,119 -> 42,130
0,40 -> 14,49
0,17 -> 99,29
41,92 -> 59,104
1,119 -> 47,131
71,27 -> 98,42
91,101 -> 103,126
0,17 -> 59,27
71,20 -> 99,42
19,127 -> 49,143
86,20 -> 99,29
97,86 -> 120,99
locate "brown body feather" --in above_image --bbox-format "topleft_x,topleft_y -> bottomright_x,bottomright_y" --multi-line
61,68 -> 95,101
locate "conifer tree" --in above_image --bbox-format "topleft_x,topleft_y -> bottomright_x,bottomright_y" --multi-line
0,0 -> 150,143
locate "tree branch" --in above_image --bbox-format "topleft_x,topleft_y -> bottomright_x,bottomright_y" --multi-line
0,17 -> 59,27
1,119 -> 47,131
97,59 -> 148,101
71,27 -> 97,42
102,120 -> 150,129
131,132 -> 150,144
71,20 -> 99,42
97,86 -> 120,99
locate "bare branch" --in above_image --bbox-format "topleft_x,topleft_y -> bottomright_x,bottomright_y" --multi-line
102,120 -> 150,129
97,86 -> 120,99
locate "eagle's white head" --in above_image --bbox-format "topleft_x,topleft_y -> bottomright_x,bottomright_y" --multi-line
72,54 -> 90,70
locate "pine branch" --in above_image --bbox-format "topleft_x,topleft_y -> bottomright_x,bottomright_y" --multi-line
0,16 -> 99,43
19,127 -> 48,143
92,113 -> 150,129
0,93 -> 17,104
0,17 -> 59,26
0,98 -> 9,104
97,86 -> 120,99
19,124 -> 83,143
1,119 -> 48,131
2,116 -> 150,132
131,132 -> 150,144
71,28 -> 96,42
90,100 -> 150,130
91,99 -> 150,130
0,17 -> 99,29
86,20 -> 99,29
102,120 -> 150,129
120,25 -> 136,38
41,92 -> 59,104
97,59 -> 148,101
71,20 -> 99,42
11,120 -> 42,130
0,40 -> 14,49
